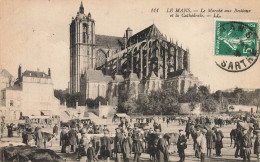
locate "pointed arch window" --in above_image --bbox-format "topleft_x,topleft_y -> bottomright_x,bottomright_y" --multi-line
83,24 -> 88,43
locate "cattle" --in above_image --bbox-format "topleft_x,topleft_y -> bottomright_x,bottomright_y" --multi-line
0,146 -> 63,162
42,132 -> 55,148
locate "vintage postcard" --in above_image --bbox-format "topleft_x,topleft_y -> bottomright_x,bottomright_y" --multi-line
0,0 -> 260,161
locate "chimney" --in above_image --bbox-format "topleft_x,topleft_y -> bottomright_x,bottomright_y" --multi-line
18,65 -> 22,80
123,34 -> 127,49
48,68 -> 51,77
126,27 -> 133,40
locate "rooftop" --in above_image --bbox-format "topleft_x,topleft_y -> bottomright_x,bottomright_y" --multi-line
1,69 -> 14,78
95,34 -> 124,49
23,70 -> 50,78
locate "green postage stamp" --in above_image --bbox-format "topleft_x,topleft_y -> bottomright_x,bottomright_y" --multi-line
214,20 -> 259,72
215,20 -> 258,57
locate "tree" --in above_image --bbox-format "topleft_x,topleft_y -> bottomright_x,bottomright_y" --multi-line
86,98 -> 95,108
54,89 -> 66,104
117,84 -> 137,114
201,97 -> 219,114
233,87 -> 243,104
189,102 -> 197,113
94,96 -> 107,107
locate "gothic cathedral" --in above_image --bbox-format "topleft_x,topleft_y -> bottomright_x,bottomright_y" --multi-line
69,3 -> 201,106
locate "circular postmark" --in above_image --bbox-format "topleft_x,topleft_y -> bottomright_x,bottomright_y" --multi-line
214,20 -> 259,72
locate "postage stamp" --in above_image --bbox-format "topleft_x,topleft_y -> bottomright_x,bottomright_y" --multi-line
215,20 -> 258,57
214,20 -> 259,72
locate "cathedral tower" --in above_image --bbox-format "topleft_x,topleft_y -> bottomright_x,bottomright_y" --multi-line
70,2 -> 95,94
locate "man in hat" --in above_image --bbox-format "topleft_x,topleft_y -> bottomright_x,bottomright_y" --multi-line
235,126 -> 243,158
197,129 -> 207,162
35,126 -> 43,148
132,128 -> 144,162
87,142 -> 96,162
156,133 -> 169,162
254,129 -> 260,162
122,131 -> 132,162
206,127 -> 216,157
185,119 -> 192,139
192,125 -> 201,158
0,121 -> 5,138
214,126 -> 224,156
241,127 -> 252,161
177,129 -> 187,162
100,130 -> 112,161
60,127 -> 68,153
78,128 -> 90,161
114,127 -> 123,162
68,125 -> 78,152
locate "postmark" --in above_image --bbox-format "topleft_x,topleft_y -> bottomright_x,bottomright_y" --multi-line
214,20 -> 259,72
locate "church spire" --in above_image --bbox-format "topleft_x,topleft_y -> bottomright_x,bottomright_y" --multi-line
79,1 -> 84,14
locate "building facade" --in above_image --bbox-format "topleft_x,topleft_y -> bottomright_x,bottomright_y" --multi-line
1,66 -> 60,120
69,3 -> 201,105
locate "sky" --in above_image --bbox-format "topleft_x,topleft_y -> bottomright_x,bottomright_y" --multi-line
0,0 -> 259,92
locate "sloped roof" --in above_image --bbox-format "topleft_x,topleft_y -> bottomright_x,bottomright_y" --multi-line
5,84 -> 22,91
95,34 -> 124,49
1,69 -> 14,78
127,72 -> 140,81
128,24 -> 166,45
85,70 -> 112,82
23,70 -> 50,78
149,71 -> 158,79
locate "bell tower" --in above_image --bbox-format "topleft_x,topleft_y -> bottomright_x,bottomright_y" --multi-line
70,2 -> 96,94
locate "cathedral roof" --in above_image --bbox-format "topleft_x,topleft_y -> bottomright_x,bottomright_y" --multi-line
95,34 -> 124,49
128,24 -> 166,45
23,70 -> 50,78
85,70 -> 112,82
1,69 -> 13,78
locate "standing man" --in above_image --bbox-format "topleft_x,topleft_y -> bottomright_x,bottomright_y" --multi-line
68,125 -> 78,153
35,127 -> 43,148
114,128 -> 123,162
100,130 -> 113,161
206,128 -> 216,157
132,129 -> 144,162
235,127 -> 243,158
177,129 -> 187,162
60,127 -> 68,153
53,124 -> 59,140
156,133 -> 169,162
197,129 -> 207,162
214,126 -> 224,156
122,131 -> 132,162
241,127 -> 252,161
185,120 -> 191,139
0,122 -> 5,138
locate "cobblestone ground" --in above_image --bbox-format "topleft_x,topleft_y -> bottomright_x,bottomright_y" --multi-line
0,121 -> 258,162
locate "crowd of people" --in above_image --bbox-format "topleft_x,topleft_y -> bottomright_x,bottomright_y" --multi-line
2,114 -> 260,162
